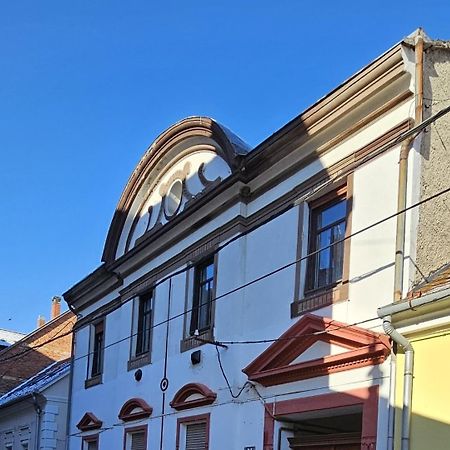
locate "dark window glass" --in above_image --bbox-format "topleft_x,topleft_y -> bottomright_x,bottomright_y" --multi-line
190,258 -> 215,335
136,293 -> 152,356
91,322 -> 104,377
307,196 -> 346,291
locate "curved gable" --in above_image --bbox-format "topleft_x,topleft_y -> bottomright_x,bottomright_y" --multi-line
170,383 -> 217,410
118,397 -> 153,422
102,117 -> 250,263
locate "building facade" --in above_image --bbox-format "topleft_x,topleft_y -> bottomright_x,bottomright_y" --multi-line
0,360 -> 70,450
64,30 -> 450,450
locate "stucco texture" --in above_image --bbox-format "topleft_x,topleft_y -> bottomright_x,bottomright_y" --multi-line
415,46 -> 450,284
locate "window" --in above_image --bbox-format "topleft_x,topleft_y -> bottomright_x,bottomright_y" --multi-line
307,191 -> 347,291
82,435 -> 99,450
176,414 -> 210,450
189,258 -> 215,336
124,427 -> 147,450
128,291 -> 153,370
135,292 -> 153,356
87,321 -> 104,383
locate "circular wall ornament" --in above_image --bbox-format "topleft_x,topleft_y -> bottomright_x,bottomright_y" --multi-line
164,179 -> 183,217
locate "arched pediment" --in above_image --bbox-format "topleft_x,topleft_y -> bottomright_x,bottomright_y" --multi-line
102,117 -> 251,263
76,412 -> 102,431
118,398 -> 153,422
170,383 -> 217,411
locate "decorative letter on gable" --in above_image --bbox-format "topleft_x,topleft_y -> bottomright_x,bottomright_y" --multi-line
170,383 -> 217,411
76,412 -> 103,431
118,398 -> 153,422
243,314 -> 390,387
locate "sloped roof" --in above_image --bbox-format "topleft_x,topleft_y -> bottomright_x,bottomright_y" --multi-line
0,359 -> 70,408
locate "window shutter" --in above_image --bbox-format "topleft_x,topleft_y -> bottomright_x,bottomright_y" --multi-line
186,422 -> 207,450
131,431 -> 146,450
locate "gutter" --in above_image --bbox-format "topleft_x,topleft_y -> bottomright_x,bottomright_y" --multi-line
387,30 -> 424,450
378,287 -> 450,450
32,392 -> 43,450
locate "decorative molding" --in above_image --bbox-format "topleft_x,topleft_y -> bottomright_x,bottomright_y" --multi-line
118,398 -> 153,422
76,412 -> 103,431
66,120 -> 410,315
243,314 -> 390,387
170,383 -> 217,411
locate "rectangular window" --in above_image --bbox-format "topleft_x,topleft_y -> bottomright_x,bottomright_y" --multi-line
189,258 -> 215,335
176,414 -> 210,450
124,427 -> 147,450
91,321 -> 104,377
185,422 -> 207,450
82,435 -> 99,450
307,188 -> 347,292
135,292 -> 153,356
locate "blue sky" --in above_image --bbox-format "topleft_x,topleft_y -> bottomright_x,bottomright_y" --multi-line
1,1 -> 449,333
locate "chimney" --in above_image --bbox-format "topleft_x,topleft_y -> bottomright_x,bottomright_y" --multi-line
37,315 -> 46,328
51,296 -> 61,319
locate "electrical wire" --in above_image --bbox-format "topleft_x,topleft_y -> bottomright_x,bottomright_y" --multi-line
2,103 -> 450,366
2,181 -> 450,365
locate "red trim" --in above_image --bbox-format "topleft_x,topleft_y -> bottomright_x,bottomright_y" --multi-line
263,386 -> 379,450
243,314 -> 390,386
170,383 -> 217,411
123,425 -> 148,450
118,398 -> 153,422
176,413 -> 210,450
82,433 -> 99,450
76,412 -> 103,431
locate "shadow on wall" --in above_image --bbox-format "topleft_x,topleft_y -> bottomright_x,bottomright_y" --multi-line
0,347 -> 55,395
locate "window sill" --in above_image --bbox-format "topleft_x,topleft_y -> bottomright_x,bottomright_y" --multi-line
291,284 -> 348,318
127,352 -> 151,371
85,374 -> 102,389
180,329 -> 214,353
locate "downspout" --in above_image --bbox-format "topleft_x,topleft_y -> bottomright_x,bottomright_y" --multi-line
387,30 -> 424,450
65,328 -> 76,450
32,392 -> 42,450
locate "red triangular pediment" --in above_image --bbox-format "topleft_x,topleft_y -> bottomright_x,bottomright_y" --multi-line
243,314 -> 390,387
76,412 -> 102,431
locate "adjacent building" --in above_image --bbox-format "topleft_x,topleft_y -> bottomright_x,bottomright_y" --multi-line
64,29 -> 450,450
0,360 -> 70,450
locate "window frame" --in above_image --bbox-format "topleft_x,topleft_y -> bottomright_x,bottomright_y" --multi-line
128,290 -> 154,370
305,187 -> 347,293
291,178 -> 353,318
175,413 -> 210,450
82,433 -> 99,450
85,320 -> 105,388
180,254 -> 217,352
123,425 -> 148,450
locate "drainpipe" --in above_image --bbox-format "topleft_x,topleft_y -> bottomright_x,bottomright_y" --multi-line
382,316 -> 414,450
388,30 -> 424,450
32,393 -> 42,450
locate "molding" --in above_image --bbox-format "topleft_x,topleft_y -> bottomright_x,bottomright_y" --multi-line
263,386 -> 379,450
243,314 -> 390,387
118,398 -> 153,422
102,117 -> 250,264
66,119 -> 410,316
76,412 -> 102,431
170,383 -> 217,411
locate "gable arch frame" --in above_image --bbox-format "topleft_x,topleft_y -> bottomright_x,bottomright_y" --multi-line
102,116 -> 250,263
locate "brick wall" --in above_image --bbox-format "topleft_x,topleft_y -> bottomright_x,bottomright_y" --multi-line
0,311 -> 75,395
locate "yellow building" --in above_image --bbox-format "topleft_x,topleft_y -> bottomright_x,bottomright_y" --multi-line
378,275 -> 450,450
